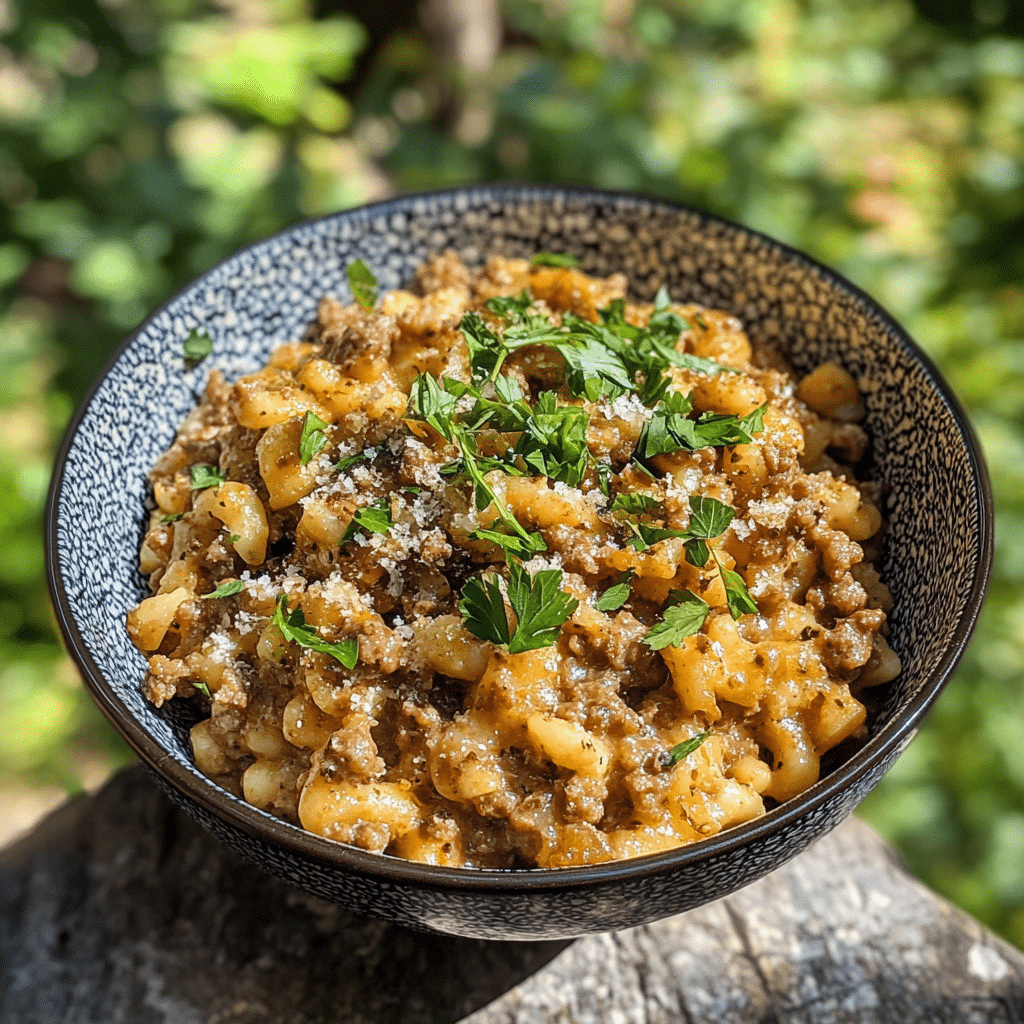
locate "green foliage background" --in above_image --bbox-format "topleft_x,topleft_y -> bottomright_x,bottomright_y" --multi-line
2,0 -> 1022,943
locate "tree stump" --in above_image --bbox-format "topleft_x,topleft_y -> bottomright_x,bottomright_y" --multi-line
3,764 -> 1023,1023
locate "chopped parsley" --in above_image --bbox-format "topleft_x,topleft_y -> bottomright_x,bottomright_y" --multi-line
183,329 -> 213,365
635,394 -> 767,461
610,491 -> 663,517
666,730 -> 710,766
335,452 -> 365,472
681,494 -> 735,568
405,280 -> 767,652
531,252 -> 581,268
407,373 -> 545,558
614,493 -> 757,619
623,520 -> 692,552
190,464 -> 225,490
514,392 -> 591,488
273,594 -> 359,668
459,559 -> 578,654
299,410 -> 330,465
347,259 -> 378,313
595,571 -> 633,612
642,590 -> 711,650
340,498 -> 394,546
201,579 -> 244,600
717,558 -> 759,619
160,511 -> 186,524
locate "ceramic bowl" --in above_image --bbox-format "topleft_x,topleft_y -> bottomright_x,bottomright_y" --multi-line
46,185 -> 992,941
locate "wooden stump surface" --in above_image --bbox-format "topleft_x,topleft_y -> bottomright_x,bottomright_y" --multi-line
3,764 -> 1024,1023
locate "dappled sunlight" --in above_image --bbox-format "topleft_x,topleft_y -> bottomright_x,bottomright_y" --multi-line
1,0 -> 1023,946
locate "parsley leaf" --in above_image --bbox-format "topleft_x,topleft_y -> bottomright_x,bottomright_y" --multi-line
347,259 -> 378,312
531,252 -> 581,268
201,579 -> 244,600
459,561 -> 578,653
558,329 -> 636,401
484,292 -> 534,320
459,310 -> 507,382
666,730 -> 710,766
682,494 -> 734,565
340,498 -> 393,545
738,402 -> 767,438
643,590 -> 711,650
715,556 -> 758,619
514,392 -> 591,487
470,527 -> 547,559
595,571 -> 633,612
610,491 -> 663,517
459,573 -> 511,646
299,410 -> 330,465
408,372 -> 459,440
273,594 -> 359,668
635,391 -> 697,458
183,329 -> 213,365
686,494 -> 735,539
190,464 -> 225,490
624,521 -> 692,552
684,538 -> 710,568
335,450 -> 368,472
635,395 -> 764,460
505,559 -> 579,654
160,511 -> 186,524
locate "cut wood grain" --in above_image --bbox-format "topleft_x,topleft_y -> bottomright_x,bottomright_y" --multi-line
2,765 -> 1023,1024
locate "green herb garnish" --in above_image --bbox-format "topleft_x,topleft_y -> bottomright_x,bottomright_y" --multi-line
459,559 -> 579,654
347,259 -> 378,312
457,573 -> 510,647
514,391 -> 591,488
160,511 -> 186,524
273,594 -> 359,668
531,252 -> 581,268
407,373 -> 546,558
299,410 -> 330,465
339,498 -> 394,546
595,571 -> 633,612
643,590 -> 711,650
192,681 -> 211,697
190,464 -> 225,490
615,493 -> 757,617
183,329 -> 213,365
335,449 -> 371,472
716,558 -> 758,619
666,730 -> 710,766
610,491 -> 663,517
623,521 -> 692,552
681,494 -> 734,568
201,579 -> 244,600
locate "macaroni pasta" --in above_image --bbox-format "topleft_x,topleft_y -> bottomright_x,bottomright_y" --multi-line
127,253 -> 899,868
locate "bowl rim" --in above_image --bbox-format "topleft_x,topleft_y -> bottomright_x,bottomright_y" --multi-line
46,182 -> 994,892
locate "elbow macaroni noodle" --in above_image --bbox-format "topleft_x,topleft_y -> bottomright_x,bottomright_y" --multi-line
127,253 -> 900,868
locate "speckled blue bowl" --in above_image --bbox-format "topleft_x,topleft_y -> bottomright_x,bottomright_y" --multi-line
47,185 -> 992,940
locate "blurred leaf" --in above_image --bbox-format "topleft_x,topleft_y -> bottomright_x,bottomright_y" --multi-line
163,17 -> 365,126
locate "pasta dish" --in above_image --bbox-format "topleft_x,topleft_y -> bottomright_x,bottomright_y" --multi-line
126,252 -> 900,868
